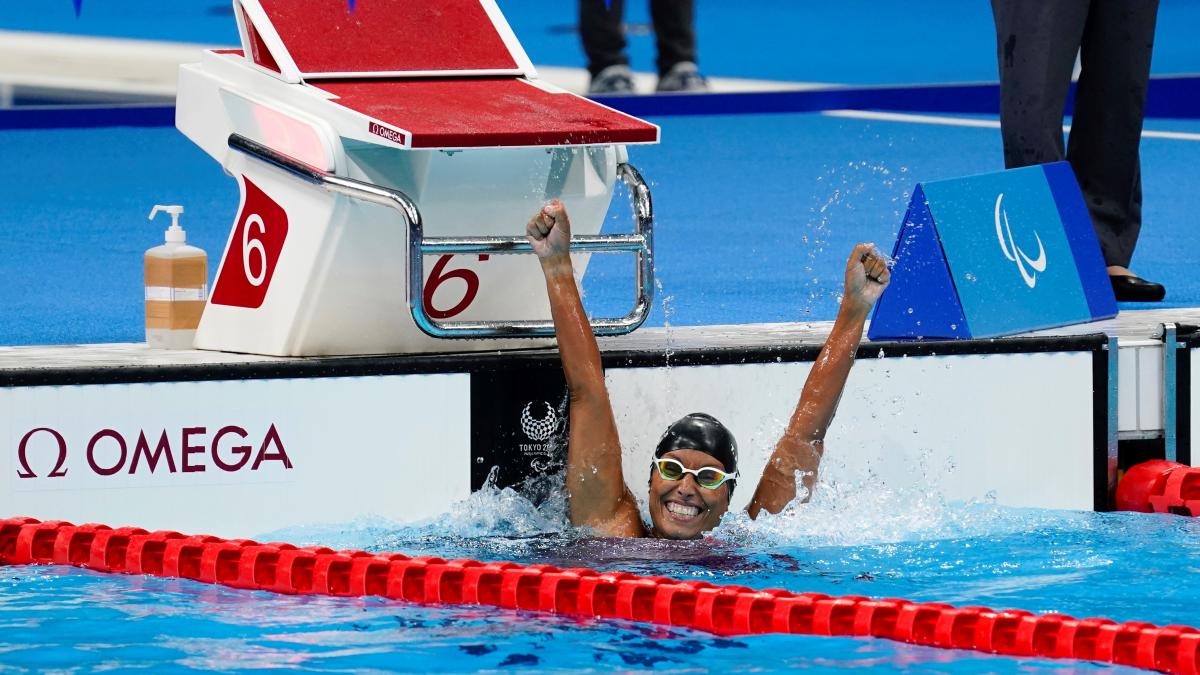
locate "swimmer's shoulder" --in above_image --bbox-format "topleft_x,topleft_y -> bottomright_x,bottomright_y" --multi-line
587,512 -> 648,538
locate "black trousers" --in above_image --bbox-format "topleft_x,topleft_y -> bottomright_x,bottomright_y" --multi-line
580,0 -> 696,77
990,0 -> 1159,268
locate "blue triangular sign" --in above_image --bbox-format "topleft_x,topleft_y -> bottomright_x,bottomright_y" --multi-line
869,163 -> 1116,341
868,185 -> 969,340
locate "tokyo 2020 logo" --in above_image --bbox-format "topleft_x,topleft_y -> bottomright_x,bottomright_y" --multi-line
519,401 -> 561,442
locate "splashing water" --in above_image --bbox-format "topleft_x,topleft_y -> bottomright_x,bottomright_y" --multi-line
801,158 -> 910,318
714,472 -> 1076,550
265,467 -> 572,560
257,452 -> 1200,627
429,467 -> 570,538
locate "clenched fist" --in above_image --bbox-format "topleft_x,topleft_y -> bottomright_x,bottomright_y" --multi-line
527,200 -> 572,262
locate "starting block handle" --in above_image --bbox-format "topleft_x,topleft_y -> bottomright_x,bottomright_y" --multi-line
228,134 -> 654,339
411,162 -> 654,339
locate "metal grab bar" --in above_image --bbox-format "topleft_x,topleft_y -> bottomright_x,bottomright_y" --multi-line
228,133 -> 654,339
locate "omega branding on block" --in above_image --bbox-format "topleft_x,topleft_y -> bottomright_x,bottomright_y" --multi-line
15,424 -> 294,479
368,121 -> 407,146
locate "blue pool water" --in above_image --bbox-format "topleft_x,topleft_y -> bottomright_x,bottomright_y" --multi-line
3,470 -> 1198,672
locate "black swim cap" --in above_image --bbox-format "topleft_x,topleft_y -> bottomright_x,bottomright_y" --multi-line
655,413 -> 738,495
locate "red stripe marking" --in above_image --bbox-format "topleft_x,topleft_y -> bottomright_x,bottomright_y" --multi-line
241,9 -> 281,74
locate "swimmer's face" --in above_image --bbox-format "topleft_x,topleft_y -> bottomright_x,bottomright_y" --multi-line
648,448 -> 732,540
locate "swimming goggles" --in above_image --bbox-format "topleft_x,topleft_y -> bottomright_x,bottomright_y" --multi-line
651,458 -> 738,490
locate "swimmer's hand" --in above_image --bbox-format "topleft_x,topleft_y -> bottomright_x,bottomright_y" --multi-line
527,200 -> 571,263
842,242 -> 891,315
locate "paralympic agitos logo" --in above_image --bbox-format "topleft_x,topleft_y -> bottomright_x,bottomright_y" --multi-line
994,192 -> 1048,289
16,424 -> 294,479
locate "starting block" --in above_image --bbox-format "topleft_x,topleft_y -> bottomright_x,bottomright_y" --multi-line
869,162 -> 1118,340
176,0 -> 660,356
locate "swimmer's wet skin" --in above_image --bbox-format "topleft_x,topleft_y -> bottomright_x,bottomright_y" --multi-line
528,201 -> 890,539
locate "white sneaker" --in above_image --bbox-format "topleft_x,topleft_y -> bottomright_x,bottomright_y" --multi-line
588,64 -> 636,95
656,61 -> 709,93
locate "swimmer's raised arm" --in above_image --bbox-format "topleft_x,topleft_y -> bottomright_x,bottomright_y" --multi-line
748,243 -> 890,518
528,201 -> 645,537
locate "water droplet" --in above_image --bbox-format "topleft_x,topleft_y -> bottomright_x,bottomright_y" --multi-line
906,307 -> 914,314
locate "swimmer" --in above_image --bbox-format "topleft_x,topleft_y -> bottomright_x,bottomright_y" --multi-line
528,200 -> 890,539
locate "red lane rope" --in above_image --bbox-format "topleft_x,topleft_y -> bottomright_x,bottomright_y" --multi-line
2,516 -> 1197,674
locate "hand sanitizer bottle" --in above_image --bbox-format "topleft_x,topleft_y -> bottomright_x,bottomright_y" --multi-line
145,205 -> 207,349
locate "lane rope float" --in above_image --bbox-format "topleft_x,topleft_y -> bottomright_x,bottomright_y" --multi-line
1117,460 -> 1200,516
1,516 -> 1197,674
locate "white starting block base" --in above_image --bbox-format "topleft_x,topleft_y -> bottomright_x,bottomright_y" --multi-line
3,309 -> 1198,539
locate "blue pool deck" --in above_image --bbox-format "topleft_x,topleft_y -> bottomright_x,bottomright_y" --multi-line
2,0 -> 1198,84
1,110 -> 1197,346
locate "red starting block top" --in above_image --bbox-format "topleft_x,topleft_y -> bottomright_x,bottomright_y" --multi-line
239,0 -> 532,79
231,0 -> 657,148
316,78 -> 660,148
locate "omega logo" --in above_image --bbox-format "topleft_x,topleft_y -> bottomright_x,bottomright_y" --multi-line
16,424 -> 294,479
369,121 -> 406,145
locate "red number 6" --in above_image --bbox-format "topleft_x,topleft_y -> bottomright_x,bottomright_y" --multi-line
423,254 -> 485,319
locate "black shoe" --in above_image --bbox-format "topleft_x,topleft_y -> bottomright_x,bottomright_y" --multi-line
1110,274 -> 1166,302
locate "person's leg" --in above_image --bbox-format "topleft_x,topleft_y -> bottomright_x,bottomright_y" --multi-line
580,0 -> 629,78
990,0 -> 1090,169
649,0 -> 696,76
1068,0 -> 1159,272
651,0 -> 705,92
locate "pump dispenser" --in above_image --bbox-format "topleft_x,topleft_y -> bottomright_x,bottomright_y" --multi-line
145,205 -> 207,349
